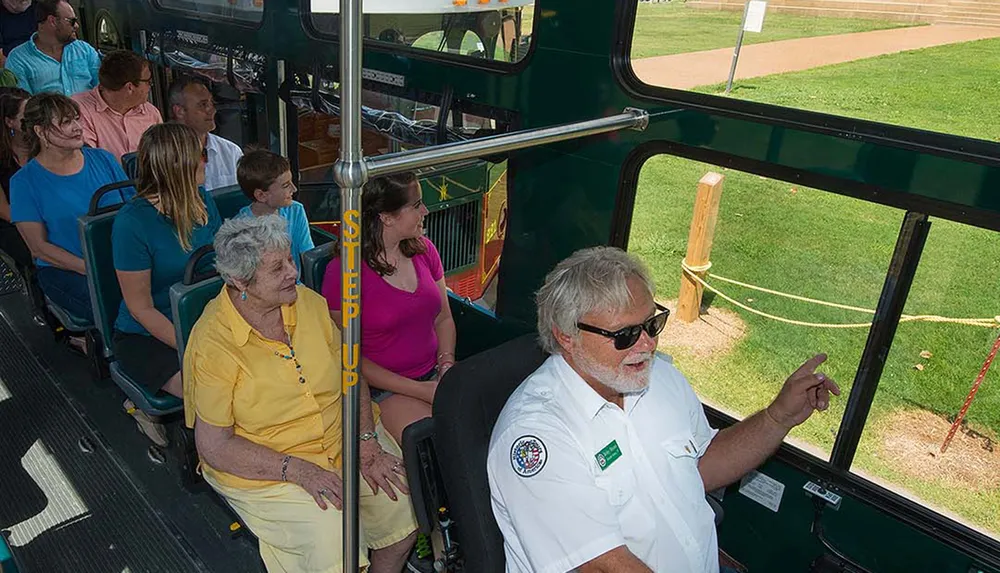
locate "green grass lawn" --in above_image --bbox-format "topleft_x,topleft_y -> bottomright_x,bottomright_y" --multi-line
630,39 -> 1000,536
697,38 -> 1000,142
630,2 -> 913,59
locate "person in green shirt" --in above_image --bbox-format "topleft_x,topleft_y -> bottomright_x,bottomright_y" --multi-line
0,68 -> 18,87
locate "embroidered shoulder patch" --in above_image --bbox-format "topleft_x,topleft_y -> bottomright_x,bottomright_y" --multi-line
509,435 -> 548,478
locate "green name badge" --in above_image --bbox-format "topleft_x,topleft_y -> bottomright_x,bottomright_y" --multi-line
595,440 -> 622,471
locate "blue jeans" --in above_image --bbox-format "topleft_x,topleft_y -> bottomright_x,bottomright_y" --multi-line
370,366 -> 437,404
36,266 -> 93,323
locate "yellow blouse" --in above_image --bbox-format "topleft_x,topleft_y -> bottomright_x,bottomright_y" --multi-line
183,285 -> 364,490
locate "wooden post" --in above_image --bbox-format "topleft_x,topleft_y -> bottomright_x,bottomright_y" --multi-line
677,172 -> 725,323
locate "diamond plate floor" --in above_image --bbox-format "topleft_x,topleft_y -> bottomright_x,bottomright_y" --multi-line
0,313 -> 204,572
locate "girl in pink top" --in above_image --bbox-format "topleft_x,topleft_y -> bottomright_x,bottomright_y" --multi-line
323,172 -> 457,445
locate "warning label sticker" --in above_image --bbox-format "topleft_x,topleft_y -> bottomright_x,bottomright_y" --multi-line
738,470 -> 785,512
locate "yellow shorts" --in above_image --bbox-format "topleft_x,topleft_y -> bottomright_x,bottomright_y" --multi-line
204,422 -> 418,573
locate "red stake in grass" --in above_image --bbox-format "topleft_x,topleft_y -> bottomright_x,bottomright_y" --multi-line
941,329 -> 1000,454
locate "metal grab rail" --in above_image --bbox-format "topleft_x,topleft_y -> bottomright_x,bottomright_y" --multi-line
366,107 -> 649,179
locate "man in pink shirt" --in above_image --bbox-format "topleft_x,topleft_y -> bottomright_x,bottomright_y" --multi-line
73,49 -> 161,164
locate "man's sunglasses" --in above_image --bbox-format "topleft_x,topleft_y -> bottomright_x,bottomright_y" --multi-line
577,303 -> 670,350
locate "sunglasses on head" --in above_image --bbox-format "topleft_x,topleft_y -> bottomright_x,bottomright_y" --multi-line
577,303 -> 670,350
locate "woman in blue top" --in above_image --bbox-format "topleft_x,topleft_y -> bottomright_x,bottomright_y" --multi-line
10,93 -> 128,337
234,149 -> 313,277
112,123 -> 221,445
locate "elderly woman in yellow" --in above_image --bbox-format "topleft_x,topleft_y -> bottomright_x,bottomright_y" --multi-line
183,214 -> 418,573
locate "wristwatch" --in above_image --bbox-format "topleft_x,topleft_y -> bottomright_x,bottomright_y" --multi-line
359,431 -> 378,441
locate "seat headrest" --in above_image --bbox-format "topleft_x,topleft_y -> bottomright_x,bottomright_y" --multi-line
432,333 -> 548,573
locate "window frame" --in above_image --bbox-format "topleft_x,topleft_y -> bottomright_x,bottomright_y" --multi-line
612,141 -> 1000,570
298,0 -> 539,74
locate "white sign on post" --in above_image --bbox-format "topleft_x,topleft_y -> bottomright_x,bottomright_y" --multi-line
743,0 -> 768,33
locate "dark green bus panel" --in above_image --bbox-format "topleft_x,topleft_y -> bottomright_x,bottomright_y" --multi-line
0,0 -> 995,571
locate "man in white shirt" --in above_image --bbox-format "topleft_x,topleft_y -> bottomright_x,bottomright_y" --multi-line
168,76 -> 243,190
487,246 -> 840,573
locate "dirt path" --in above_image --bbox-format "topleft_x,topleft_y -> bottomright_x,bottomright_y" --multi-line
633,24 -> 1000,90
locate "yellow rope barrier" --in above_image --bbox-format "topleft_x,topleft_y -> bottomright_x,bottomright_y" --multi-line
680,260 -> 1000,329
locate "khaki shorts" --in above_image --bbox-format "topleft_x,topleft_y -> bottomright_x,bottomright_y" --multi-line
204,421 -> 418,573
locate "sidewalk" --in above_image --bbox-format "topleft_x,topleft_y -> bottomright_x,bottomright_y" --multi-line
632,24 -> 1000,89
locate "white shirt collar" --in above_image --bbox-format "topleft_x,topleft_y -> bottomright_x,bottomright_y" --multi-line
552,354 -> 650,420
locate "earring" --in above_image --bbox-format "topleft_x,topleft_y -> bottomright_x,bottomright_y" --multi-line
240,291 -> 247,301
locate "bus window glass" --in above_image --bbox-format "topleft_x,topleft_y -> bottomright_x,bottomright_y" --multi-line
628,3 -> 1000,142
295,85 -> 506,311
155,0 -> 264,23
853,219 -> 1000,540
95,13 -> 124,52
627,155 -> 902,461
307,0 -> 534,64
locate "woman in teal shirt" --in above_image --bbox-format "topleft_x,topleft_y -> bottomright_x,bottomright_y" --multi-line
112,123 -> 221,446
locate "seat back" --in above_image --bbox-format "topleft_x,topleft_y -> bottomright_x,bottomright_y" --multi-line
300,242 -> 337,293
211,184 -> 251,219
432,334 -> 548,573
79,180 -> 183,414
79,181 -> 138,353
169,246 -> 223,364
121,152 -> 137,179
0,529 -> 22,573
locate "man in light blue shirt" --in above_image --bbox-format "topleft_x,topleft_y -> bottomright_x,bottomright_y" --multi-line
5,0 -> 100,96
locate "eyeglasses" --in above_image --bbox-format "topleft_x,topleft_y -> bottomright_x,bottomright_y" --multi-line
577,303 -> 670,351
56,16 -> 79,27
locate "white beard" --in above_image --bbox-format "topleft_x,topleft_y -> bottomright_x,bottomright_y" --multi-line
574,349 -> 653,394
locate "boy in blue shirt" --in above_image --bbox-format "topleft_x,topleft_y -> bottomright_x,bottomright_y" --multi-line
235,149 -> 313,277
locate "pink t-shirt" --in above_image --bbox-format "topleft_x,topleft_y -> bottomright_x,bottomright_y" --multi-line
323,237 -> 445,379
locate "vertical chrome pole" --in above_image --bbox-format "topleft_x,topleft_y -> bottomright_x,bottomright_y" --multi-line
335,0 -> 367,568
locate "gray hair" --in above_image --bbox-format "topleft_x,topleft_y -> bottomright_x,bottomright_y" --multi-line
214,214 -> 292,286
167,76 -> 209,118
535,246 -> 655,355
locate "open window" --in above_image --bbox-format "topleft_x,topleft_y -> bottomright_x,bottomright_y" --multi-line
306,0 -> 535,65
93,10 -> 125,53
154,0 -> 264,24
626,1 -> 1000,145
625,154 -> 903,461
853,217 -> 1000,541
622,151 -> 1000,545
286,70 -> 511,310
142,29 -> 267,150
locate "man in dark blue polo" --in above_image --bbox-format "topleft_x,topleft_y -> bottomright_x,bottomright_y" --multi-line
0,0 -> 34,59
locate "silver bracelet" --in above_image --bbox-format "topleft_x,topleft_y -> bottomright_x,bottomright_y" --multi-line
280,455 -> 290,482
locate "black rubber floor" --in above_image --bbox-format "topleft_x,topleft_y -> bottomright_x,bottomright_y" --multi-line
0,289 -> 264,573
